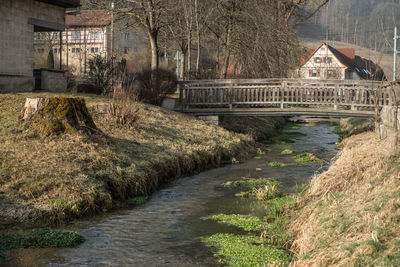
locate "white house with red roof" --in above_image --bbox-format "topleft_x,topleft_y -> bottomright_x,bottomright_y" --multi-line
298,42 -> 385,81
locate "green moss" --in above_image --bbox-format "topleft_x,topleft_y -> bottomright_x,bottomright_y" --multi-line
203,214 -> 266,232
253,156 -> 262,160
0,228 -> 84,260
202,233 -> 291,267
268,162 -> 287,167
127,196 -> 148,205
293,153 -> 321,163
30,97 -> 97,137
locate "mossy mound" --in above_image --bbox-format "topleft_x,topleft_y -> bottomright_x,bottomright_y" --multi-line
21,97 -> 98,137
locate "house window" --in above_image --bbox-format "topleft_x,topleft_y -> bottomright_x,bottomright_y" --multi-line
91,47 -> 95,53
71,31 -> 81,40
124,32 -> 130,41
327,70 -> 334,78
124,47 -> 129,54
76,48 -> 81,53
53,32 -> 60,40
309,69 -> 319,77
95,47 -> 99,53
327,57 -> 332,63
315,57 -> 321,63
53,48 -> 58,53
90,31 -> 100,40
72,48 -> 76,53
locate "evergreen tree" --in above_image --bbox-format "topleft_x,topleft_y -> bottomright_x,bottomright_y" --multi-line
46,49 -> 55,69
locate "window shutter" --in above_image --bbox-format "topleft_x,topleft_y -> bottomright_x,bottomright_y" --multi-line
314,58 -> 316,63
317,70 -> 320,77
309,70 -> 312,77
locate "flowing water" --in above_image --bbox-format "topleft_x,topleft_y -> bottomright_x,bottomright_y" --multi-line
5,123 -> 339,267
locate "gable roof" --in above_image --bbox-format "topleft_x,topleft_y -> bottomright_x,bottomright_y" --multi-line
36,0 -> 80,8
301,42 -> 386,81
66,10 -> 112,27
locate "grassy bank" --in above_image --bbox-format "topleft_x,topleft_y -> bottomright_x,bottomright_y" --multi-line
332,118 -> 374,140
289,132 -> 400,266
219,116 -> 287,141
0,92 -> 255,228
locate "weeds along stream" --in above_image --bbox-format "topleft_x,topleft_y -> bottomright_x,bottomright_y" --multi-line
4,123 -> 339,267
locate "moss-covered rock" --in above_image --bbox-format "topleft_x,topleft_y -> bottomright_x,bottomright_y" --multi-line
21,97 -> 98,137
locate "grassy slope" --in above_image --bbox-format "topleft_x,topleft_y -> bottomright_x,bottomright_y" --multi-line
219,116 -> 287,141
289,132 -> 400,266
300,39 -> 393,80
0,92 -> 253,228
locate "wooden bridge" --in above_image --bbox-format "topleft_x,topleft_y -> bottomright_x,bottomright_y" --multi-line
176,79 -> 392,118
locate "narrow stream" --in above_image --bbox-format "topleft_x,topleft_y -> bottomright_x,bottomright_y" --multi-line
5,123 -> 339,267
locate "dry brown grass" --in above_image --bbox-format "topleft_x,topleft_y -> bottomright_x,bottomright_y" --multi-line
0,92 -> 253,228
289,132 -> 400,266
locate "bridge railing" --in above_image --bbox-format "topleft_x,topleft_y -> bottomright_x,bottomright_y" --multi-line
178,79 -> 392,110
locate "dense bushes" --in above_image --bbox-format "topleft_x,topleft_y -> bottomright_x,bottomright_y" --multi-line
136,68 -> 178,106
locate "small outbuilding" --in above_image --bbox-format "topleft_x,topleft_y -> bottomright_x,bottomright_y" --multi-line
0,0 -> 80,93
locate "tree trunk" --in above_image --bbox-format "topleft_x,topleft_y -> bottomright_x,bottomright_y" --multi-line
187,31 -> 192,74
149,32 -> 159,70
195,0 -> 200,73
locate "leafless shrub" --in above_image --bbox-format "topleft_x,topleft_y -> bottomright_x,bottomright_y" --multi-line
107,87 -> 141,129
136,68 -> 178,106
88,55 -> 113,95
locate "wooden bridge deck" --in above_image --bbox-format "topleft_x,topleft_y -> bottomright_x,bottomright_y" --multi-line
179,107 -> 375,118
177,79 -> 391,117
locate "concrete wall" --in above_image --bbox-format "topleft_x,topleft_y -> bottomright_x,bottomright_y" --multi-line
0,0 -> 65,91
40,69 -> 67,92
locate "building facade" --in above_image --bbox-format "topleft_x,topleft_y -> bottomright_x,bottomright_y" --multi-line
34,10 -> 147,76
298,42 -> 385,81
0,0 -> 79,92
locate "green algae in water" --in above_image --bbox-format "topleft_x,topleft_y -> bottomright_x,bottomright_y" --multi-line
221,178 -> 278,189
271,132 -> 307,144
269,162 -> 287,167
293,153 -> 321,163
253,156 -> 262,160
0,228 -> 85,260
281,149 -> 293,155
128,196 -> 148,205
202,233 -> 291,267
202,214 -> 266,232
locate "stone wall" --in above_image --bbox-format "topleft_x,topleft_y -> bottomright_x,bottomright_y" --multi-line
0,0 -> 65,91
379,106 -> 400,140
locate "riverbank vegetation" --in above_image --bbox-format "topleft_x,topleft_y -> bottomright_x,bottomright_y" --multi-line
0,92 -> 254,228
0,228 -> 84,260
289,132 -> 400,266
202,178 -> 294,266
219,116 -> 287,141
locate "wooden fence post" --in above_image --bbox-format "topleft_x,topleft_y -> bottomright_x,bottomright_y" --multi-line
178,82 -> 183,111
280,80 -> 286,109
334,82 -> 338,110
